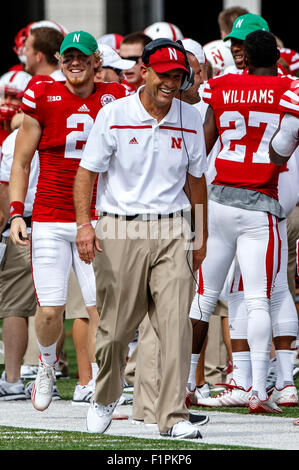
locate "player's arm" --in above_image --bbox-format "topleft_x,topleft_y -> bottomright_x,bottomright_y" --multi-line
9,114 -> 41,246
184,173 -> 208,271
269,114 -> 299,166
269,133 -> 291,165
203,105 -> 218,155
74,166 -> 102,265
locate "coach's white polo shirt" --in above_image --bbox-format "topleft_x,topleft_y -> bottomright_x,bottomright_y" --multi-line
80,86 -> 207,215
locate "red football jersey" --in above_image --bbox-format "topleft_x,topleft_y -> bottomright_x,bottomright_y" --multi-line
278,80 -> 299,117
279,48 -> 299,76
0,127 -> 9,146
120,79 -> 136,95
203,73 -> 293,199
22,80 -> 126,222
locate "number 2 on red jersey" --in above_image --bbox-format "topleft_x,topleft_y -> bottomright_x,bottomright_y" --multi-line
65,114 -> 94,159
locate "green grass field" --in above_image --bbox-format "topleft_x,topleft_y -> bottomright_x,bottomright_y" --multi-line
0,319 -> 298,451
0,426 -> 264,450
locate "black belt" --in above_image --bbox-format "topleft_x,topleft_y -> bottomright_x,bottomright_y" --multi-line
100,211 -> 185,221
3,215 -> 32,233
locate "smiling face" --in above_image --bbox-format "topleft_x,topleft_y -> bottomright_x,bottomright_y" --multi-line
140,65 -> 184,120
60,48 -> 99,88
230,38 -> 246,70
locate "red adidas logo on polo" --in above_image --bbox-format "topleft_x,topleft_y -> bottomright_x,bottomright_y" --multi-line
129,137 -> 138,144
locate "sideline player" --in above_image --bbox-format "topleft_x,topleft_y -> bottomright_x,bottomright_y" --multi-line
269,81 -> 299,426
0,71 -> 31,148
195,152 -> 299,409
12,20 -> 68,72
187,30 -> 295,413
119,32 -> 152,94
95,43 -> 135,84
222,13 -> 270,74
9,30 -> 126,412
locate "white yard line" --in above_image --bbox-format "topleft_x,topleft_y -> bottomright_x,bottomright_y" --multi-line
0,401 -> 298,450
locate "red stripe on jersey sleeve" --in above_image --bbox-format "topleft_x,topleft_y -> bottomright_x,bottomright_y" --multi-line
279,87 -> 299,117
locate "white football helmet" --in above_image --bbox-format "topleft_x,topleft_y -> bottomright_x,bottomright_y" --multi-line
144,22 -> 183,41
182,38 -> 206,64
97,33 -> 124,53
203,39 -> 234,76
0,70 -> 31,121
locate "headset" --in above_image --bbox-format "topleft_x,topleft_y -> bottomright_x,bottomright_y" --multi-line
142,38 -> 194,92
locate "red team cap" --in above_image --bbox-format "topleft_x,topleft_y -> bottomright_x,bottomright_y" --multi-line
146,46 -> 189,74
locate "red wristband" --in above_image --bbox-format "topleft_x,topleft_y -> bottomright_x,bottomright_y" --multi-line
10,201 -> 25,218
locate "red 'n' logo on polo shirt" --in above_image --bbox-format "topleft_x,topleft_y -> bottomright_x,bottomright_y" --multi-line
171,137 -> 182,149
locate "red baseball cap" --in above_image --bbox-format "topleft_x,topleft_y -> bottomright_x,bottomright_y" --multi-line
147,46 -> 189,74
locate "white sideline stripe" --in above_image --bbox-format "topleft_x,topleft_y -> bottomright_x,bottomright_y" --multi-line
0,401 -> 298,450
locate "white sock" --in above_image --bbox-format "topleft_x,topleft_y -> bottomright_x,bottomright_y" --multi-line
275,350 -> 294,389
250,352 -> 269,401
38,342 -> 57,366
232,351 -> 252,390
91,362 -> 99,382
187,353 -> 200,390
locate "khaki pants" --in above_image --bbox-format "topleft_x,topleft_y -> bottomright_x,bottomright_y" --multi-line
93,215 -> 194,433
132,301 -> 229,422
0,237 -> 36,318
132,315 -> 161,424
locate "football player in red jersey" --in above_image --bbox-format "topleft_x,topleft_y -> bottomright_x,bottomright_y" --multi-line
8,31 -> 126,413
222,13 -> 288,76
187,30 -> 295,414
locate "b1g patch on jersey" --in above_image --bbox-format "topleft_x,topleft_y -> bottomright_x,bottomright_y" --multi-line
100,94 -> 117,106
47,95 -> 62,102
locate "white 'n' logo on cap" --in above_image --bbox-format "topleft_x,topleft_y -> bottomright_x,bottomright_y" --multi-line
168,48 -> 178,61
235,19 -> 244,29
73,33 -> 80,42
